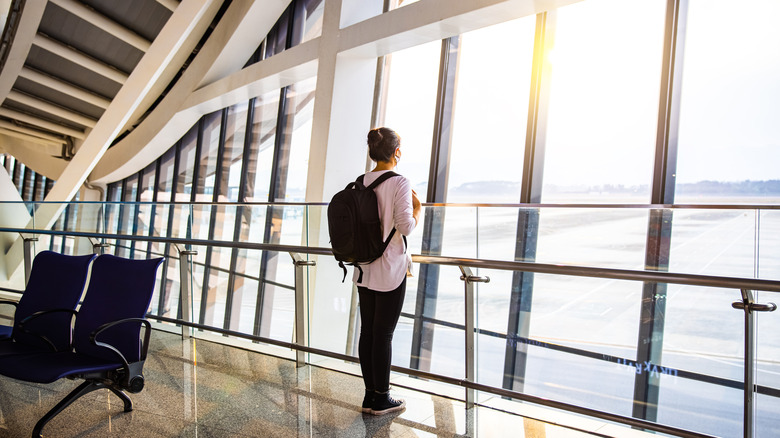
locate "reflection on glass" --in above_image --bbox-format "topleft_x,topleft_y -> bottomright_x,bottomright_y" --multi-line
303,0 -> 324,42
282,77 -> 316,202
676,0 -> 780,204
542,0 -> 665,203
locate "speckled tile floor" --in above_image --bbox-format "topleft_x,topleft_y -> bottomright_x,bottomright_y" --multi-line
0,330 -> 653,437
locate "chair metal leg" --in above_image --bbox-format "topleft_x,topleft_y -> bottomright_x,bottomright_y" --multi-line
31,380 -> 134,437
107,385 -> 133,412
32,381 -> 105,437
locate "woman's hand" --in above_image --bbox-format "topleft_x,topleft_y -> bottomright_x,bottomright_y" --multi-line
411,189 -> 421,224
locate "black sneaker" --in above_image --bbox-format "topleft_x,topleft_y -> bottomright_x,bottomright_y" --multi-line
361,390 -> 374,413
370,393 -> 405,415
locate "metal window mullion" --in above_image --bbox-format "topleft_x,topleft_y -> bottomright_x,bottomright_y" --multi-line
128,168 -> 144,259
633,0 -> 688,422
209,107 -> 234,331
651,0 -> 687,205
224,98 -> 256,332
158,141 -> 182,317
141,159 -> 162,259
410,36 -> 459,371
504,11 -> 554,393
190,119 -> 213,326
254,82 -> 292,337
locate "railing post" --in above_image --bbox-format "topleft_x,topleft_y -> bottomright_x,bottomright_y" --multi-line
89,237 -> 111,254
22,235 -> 38,285
177,246 -> 198,339
290,253 -> 315,368
732,289 -> 777,438
459,266 -> 490,409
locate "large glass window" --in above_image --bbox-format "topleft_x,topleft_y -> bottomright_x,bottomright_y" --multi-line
447,17 -> 536,203
675,0 -> 780,204
382,40 -> 440,197
244,92 -> 279,203
302,0 -> 324,42
541,0 -> 666,203
281,77 -> 316,202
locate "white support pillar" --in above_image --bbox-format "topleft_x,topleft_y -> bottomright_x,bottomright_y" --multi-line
303,0 -> 385,356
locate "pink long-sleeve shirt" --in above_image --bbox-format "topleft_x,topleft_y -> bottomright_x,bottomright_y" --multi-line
351,170 -> 416,292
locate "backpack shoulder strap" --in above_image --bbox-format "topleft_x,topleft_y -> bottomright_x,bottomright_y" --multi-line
366,171 -> 399,190
355,174 -> 367,190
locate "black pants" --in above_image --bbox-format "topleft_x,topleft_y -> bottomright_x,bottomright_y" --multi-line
357,278 -> 406,392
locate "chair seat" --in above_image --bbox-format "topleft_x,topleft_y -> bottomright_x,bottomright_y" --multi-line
0,325 -> 11,339
0,340 -> 55,358
0,351 -> 121,384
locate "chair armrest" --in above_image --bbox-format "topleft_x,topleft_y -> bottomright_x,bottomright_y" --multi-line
17,308 -> 78,351
90,318 -> 152,366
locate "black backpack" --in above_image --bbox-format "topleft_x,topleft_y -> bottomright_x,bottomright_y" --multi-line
328,171 -> 401,282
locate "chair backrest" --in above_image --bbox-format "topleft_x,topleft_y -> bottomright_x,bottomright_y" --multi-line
72,254 -> 163,363
14,251 -> 96,350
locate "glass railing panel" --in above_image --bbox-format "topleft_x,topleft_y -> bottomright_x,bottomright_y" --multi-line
278,204 -> 308,246
535,207 -> 649,269
656,370 -> 742,436
668,208 -> 758,277
154,245 -> 182,319
188,204 -> 214,240
438,205 -> 478,258
651,284 -> 743,436
229,249 -> 262,334
756,209 -> 780,437
475,207 -> 533,261
306,253 -> 355,363
134,204 -> 154,260
260,251 -> 296,342
512,273 -> 640,406
758,209 -> 780,280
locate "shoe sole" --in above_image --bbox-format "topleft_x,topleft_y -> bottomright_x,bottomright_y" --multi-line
369,402 -> 406,415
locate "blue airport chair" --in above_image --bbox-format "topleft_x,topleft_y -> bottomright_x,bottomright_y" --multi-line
0,254 -> 164,438
0,251 -> 96,353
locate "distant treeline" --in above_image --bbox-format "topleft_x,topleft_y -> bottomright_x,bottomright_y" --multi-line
451,180 -> 780,196
676,180 -> 780,195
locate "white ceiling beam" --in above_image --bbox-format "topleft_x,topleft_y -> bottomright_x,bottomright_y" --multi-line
0,0 -> 47,103
19,67 -> 111,109
0,126 -> 64,148
94,0 -> 289,183
6,90 -> 97,128
0,108 -> 85,139
340,0 -> 583,57
49,0 -> 151,52
33,34 -> 128,84
0,120 -> 66,145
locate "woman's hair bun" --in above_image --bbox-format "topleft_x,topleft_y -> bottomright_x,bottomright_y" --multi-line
367,128 -> 383,145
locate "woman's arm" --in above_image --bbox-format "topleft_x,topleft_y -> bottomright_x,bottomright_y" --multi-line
392,177 -> 418,236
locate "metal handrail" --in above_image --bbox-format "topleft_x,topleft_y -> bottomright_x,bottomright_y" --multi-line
3,226 -> 780,293
5,199 -> 780,209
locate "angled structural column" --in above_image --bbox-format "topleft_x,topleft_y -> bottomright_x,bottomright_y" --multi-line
503,11 -> 554,392
632,0 -> 688,421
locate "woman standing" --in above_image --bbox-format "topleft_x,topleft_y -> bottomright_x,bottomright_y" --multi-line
357,127 -> 421,415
